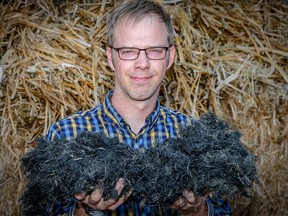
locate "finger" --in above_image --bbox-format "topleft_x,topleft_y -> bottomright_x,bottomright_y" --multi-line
115,178 -> 126,195
182,189 -> 196,204
89,188 -> 104,205
86,178 -> 127,210
107,188 -> 133,210
77,178 -> 127,211
99,178 -> 127,209
170,196 -> 186,209
75,192 -> 87,201
105,178 -> 126,200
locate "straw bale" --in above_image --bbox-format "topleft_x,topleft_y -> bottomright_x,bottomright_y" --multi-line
0,0 -> 287,215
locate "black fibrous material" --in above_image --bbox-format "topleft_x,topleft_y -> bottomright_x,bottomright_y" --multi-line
21,132 -> 144,215
21,113 -> 258,214
139,113 -> 258,206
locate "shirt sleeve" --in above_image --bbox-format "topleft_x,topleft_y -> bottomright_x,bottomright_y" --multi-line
46,121 -> 62,141
48,198 -> 77,216
206,193 -> 232,216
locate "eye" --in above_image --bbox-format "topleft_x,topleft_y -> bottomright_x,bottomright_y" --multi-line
120,49 -> 138,55
147,48 -> 164,54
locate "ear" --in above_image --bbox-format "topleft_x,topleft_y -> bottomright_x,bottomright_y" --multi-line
106,46 -> 115,71
167,45 -> 176,69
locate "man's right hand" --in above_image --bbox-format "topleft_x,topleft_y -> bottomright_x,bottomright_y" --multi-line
74,178 -> 132,215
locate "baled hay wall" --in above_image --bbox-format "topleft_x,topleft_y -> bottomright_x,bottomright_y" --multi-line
0,0 -> 287,215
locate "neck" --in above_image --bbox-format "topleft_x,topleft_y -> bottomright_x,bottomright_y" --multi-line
111,92 -> 158,134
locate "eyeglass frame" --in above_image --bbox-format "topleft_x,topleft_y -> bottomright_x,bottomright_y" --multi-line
110,46 -> 172,60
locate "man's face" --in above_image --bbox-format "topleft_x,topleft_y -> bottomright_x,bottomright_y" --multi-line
107,14 -> 175,102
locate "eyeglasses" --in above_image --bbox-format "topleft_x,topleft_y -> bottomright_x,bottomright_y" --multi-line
111,46 -> 170,60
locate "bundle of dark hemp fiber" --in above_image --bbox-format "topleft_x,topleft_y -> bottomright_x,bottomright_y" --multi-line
21,113 -> 258,214
21,132 -> 144,215
139,113 -> 258,206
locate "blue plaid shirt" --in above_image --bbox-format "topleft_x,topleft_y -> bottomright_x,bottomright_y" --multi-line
46,91 -> 231,216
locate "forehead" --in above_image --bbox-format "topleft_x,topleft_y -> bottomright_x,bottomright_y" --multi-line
113,14 -> 169,47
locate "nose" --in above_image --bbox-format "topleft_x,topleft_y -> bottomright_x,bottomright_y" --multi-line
135,50 -> 150,69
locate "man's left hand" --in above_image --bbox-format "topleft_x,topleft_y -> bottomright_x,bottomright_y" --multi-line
170,190 -> 208,216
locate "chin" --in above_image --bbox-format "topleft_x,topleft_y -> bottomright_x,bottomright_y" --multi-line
128,88 -> 159,101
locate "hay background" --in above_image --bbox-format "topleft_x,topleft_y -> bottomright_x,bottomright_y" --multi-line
0,0 -> 287,215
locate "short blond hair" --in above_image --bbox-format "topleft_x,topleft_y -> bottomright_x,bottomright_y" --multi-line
106,0 -> 174,47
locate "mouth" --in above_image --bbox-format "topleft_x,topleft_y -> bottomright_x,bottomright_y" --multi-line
130,76 -> 153,83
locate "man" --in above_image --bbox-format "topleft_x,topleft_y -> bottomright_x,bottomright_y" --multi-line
46,0 -> 231,215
